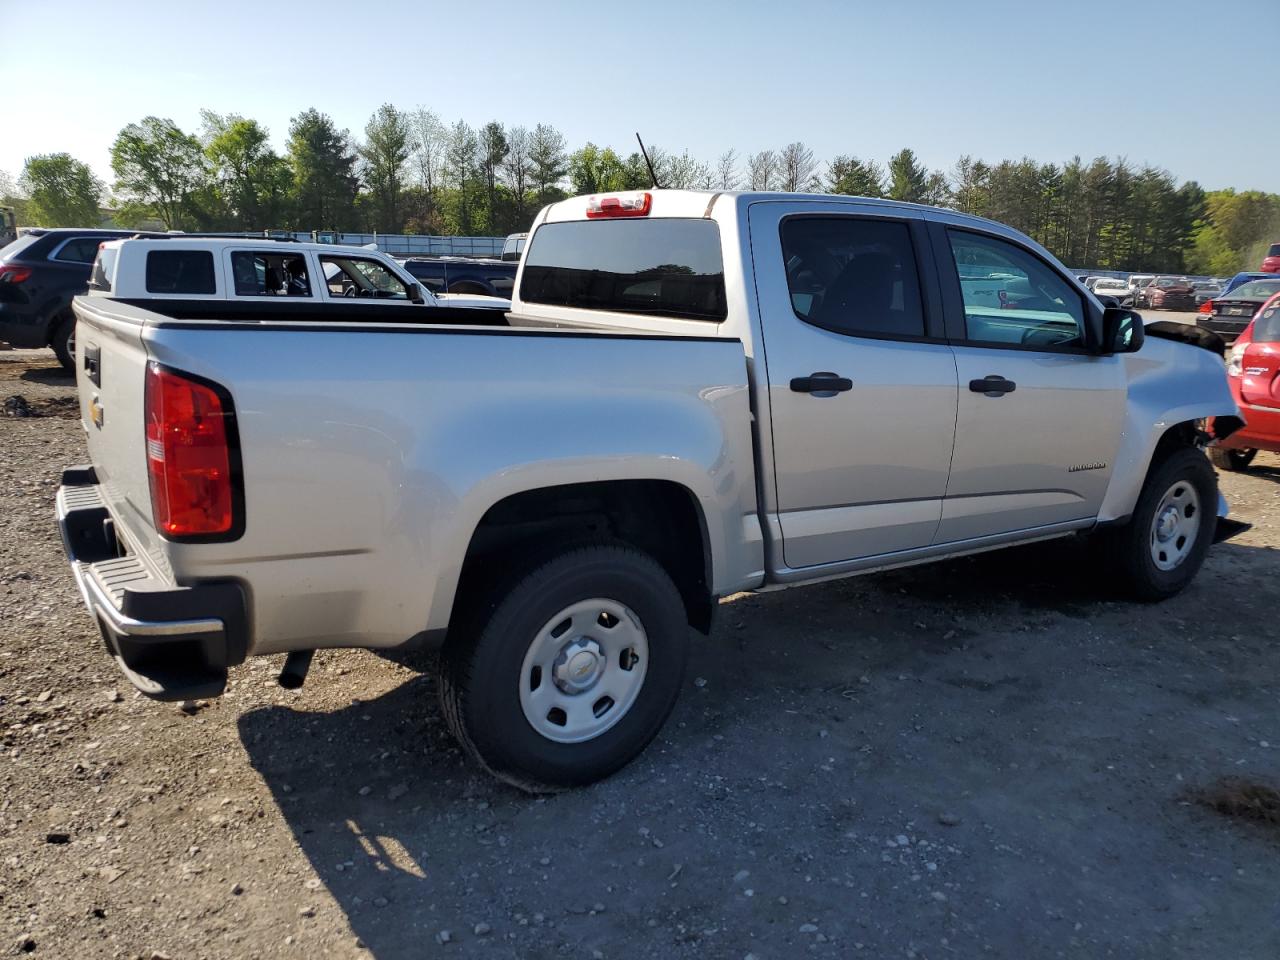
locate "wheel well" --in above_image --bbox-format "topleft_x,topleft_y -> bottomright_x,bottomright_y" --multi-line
455,480 -> 714,634
1151,420 -> 1202,469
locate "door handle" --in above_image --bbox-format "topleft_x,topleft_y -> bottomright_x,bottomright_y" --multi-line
969,375 -> 1016,396
790,372 -> 853,395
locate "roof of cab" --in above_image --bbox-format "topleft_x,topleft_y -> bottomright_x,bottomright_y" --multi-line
102,236 -> 379,257
540,188 -> 1021,235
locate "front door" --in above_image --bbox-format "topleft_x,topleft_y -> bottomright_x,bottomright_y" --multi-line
931,224 -> 1126,543
750,203 -> 959,569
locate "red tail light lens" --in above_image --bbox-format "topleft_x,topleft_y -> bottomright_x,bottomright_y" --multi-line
1199,300 -> 1214,314
144,363 -> 240,539
586,192 -> 652,218
0,264 -> 32,283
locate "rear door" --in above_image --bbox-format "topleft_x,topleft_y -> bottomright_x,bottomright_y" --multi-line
749,201 -> 959,568
929,221 -> 1125,543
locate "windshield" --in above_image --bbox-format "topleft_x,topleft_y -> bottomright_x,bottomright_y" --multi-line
1269,244 -> 1280,257
1229,279 -> 1280,300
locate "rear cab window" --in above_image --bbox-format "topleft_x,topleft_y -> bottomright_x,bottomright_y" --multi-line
520,219 -> 727,321
145,250 -> 217,295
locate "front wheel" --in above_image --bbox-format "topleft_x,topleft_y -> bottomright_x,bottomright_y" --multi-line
1105,447 -> 1217,601
438,543 -> 689,791
1209,446 -> 1257,472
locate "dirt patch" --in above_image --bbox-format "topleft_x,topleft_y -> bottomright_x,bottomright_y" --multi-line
1195,778 -> 1280,829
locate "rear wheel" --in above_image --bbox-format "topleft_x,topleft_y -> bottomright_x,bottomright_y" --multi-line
52,315 -> 76,372
1105,447 -> 1217,601
1209,446 -> 1257,471
438,543 -> 689,791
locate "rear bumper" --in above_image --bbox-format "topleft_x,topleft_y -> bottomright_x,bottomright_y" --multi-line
1220,403 -> 1280,452
1197,316 -> 1250,341
57,465 -> 248,701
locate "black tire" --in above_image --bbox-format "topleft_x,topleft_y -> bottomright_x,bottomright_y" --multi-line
51,315 -> 76,372
1208,446 -> 1257,472
1105,447 -> 1218,601
438,542 -> 689,792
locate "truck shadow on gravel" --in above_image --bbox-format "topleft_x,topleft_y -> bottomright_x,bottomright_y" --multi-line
238,538 -> 1280,959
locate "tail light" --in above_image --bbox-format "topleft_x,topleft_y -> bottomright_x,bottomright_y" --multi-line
586,192 -> 652,218
1226,343 -> 1245,377
1199,300 -> 1213,314
0,264 -> 32,284
144,362 -> 241,539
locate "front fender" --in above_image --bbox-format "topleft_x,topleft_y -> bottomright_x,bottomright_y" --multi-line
1097,334 -> 1238,522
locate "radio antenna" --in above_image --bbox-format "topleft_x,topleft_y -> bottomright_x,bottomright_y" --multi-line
636,132 -> 663,189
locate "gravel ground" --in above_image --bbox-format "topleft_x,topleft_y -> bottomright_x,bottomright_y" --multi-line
2,348 -> 1279,960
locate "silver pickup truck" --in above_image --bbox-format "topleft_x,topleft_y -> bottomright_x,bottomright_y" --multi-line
60,189 -> 1243,790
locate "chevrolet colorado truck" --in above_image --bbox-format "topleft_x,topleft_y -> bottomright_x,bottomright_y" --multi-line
59,190 -> 1243,790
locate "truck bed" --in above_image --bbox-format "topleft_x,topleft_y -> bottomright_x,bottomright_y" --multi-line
69,294 -> 761,687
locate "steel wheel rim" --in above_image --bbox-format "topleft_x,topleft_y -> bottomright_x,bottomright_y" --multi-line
1149,480 -> 1201,571
518,598 -> 649,744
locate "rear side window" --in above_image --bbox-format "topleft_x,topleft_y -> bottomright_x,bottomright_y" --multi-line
53,237 -> 105,263
1255,300 -> 1280,342
146,250 -> 216,295
520,219 -> 727,321
780,217 -> 925,338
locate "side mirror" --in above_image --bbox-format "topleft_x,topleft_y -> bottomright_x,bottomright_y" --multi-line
1101,306 -> 1145,354
408,282 -> 426,305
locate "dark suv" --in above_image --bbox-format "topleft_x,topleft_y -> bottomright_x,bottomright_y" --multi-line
0,228 -> 166,370
400,256 -> 517,297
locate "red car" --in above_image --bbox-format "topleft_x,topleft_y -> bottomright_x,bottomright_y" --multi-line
1261,242 -> 1280,274
1136,276 -> 1196,310
1211,291 -> 1280,470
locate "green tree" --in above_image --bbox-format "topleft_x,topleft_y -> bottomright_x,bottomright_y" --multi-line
501,125 -> 535,227
110,117 -> 208,229
444,120 -> 480,234
360,104 -> 411,232
887,148 -> 928,203
827,155 -> 885,198
477,121 -> 509,232
529,123 -> 568,203
18,153 -> 103,226
202,112 -> 289,229
286,108 -> 360,231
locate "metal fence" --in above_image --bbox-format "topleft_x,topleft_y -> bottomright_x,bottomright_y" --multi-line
289,232 -> 505,258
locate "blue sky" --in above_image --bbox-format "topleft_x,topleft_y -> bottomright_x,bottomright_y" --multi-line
3,0 -> 1277,192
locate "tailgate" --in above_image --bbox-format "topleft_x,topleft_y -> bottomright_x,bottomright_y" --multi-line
1241,340 -> 1280,409
71,296 -> 166,565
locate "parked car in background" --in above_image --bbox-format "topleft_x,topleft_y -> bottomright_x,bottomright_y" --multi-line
1260,243 -> 1280,273
1197,276 -> 1280,341
0,206 -> 16,247
1213,292 -> 1280,470
59,188 -> 1243,790
89,237 -> 511,313
1193,280 -> 1223,305
502,232 -> 528,262
1127,274 -> 1155,296
400,256 -> 517,296
1091,277 -> 1132,303
0,227 -> 169,370
1220,272 -> 1274,297
1135,276 -> 1196,310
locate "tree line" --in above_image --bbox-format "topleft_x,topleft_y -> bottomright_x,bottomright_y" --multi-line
3,103 -> 1278,275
